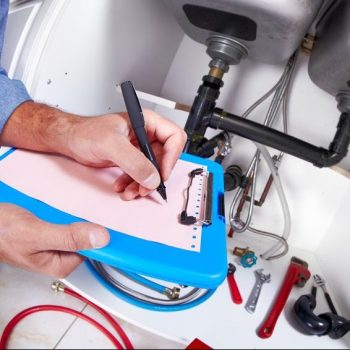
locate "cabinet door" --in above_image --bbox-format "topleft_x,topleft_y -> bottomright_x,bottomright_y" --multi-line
2,1 -> 42,77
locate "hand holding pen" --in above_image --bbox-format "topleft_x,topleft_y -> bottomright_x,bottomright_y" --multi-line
119,81 -> 186,201
121,80 -> 167,201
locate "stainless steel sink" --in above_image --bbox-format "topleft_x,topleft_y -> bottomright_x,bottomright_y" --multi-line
309,0 -> 350,96
163,0 -> 323,63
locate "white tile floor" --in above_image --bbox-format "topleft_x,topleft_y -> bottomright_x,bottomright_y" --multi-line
0,264 -> 85,349
0,264 -> 185,349
56,305 -> 184,349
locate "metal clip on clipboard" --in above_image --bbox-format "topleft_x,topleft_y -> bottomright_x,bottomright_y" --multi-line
180,168 -> 213,226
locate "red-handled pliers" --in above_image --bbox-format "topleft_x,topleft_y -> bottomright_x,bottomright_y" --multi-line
227,263 -> 243,304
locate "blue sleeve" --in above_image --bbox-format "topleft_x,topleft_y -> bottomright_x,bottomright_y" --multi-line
0,68 -> 32,133
0,0 -> 32,134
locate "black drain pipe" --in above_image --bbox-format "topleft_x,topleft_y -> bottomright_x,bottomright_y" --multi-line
209,108 -> 350,168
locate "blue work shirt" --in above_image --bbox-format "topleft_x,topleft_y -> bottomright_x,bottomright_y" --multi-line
0,0 -> 31,134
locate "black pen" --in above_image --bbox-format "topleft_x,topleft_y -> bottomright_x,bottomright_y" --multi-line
120,80 -> 167,202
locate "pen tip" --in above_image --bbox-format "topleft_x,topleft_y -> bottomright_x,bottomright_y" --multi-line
157,186 -> 167,202
162,193 -> 168,202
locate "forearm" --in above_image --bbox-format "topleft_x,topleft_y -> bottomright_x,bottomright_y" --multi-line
0,101 -> 80,157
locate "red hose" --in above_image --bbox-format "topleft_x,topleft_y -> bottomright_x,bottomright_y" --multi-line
0,305 -> 123,349
64,288 -> 133,349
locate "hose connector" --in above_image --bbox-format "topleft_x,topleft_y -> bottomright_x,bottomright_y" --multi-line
51,281 -> 66,293
164,287 -> 181,300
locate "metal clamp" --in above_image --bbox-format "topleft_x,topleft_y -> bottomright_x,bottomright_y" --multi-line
180,168 -> 213,226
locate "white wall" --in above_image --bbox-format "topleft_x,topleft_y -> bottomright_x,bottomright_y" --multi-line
4,0 -> 184,115
316,186 -> 350,318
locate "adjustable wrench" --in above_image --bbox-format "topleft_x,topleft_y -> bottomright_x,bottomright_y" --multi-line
245,269 -> 271,314
258,256 -> 311,339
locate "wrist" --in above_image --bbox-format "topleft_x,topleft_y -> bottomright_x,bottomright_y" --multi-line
36,104 -> 80,157
1,101 -> 81,157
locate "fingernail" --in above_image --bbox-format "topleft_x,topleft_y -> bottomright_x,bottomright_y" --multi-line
143,172 -> 159,189
90,231 -> 108,248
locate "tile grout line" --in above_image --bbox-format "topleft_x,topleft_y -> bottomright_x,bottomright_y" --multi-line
52,303 -> 88,349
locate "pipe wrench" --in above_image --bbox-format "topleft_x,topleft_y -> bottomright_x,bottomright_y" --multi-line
258,256 -> 311,338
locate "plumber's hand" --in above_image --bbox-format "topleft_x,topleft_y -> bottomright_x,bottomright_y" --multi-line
0,204 -> 109,278
2,102 -> 187,200
66,109 -> 187,200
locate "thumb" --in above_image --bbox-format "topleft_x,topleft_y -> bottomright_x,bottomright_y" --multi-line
109,136 -> 160,190
39,221 -> 110,252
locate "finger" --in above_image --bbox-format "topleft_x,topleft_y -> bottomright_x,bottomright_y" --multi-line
143,110 -> 187,180
147,141 -> 165,176
42,252 -> 85,278
150,141 -> 163,161
38,221 -> 110,252
105,136 -> 160,190
120,181 -> 140,201
139,185 -> 152,197
114,173 -> 133,193
117,181 -> 152,198
160,134 -> 186,180
114,144 -> 162,196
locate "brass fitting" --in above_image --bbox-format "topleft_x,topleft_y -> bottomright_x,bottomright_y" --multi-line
164,287 -> 181,300
209,66 -> 225,80
51,280 -> 66,293
233,246 -> 253,257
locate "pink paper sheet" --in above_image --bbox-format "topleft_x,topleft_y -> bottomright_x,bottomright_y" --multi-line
0,150 -> 205,252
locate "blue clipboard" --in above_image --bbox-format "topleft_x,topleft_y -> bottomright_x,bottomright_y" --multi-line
0,149 -> 227,289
